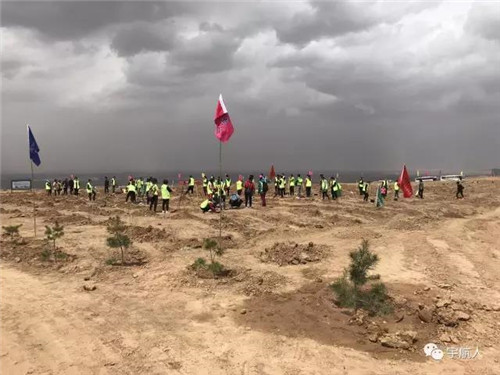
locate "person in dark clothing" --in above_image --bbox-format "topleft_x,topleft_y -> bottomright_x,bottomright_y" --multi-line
358,177 -> 364,195
418,180 -> 424,199
62,178 -> 68,195
149,178 -> 159,212
456,181 -> 464,199
244,175 -> 255,208
258,174 -> 268,207
68,178 -> 74,195
229,194 -> 243,208
104,176 -> 109,194
363,182 -> 369,202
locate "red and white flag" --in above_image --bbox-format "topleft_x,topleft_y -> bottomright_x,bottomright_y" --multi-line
398,165 -> 413,198
214,94 -> 234,143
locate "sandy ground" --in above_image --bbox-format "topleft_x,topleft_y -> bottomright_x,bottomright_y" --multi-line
1,178 -> 500,374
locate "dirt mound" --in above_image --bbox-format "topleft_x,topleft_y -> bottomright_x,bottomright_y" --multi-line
259,241 -> 325,266
235,270 -> 287,296
124,225 -> 172,243
0,237 -> 76,267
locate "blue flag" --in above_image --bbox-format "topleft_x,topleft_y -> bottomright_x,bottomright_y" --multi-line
28,125 -> 41,166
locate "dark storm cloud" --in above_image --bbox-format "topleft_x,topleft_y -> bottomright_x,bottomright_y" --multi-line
110,22 -> 177,57
1,1 -> 182,40
1,1 -> 499,176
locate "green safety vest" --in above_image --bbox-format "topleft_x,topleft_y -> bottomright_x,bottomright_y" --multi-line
200,200 -> 209,209
127,184 -> 136,193
45,182 -> 51,190
74,179 -> 80,189
306,178 -> 312,187
151,184 -> 159,196
202,178 -> 208,187
321,179 -> 328,191
189,178 -> 195,187
279,178 -> 285,189
236,180 -> 243,190
86,182 -> 93,193
362,183 -> 368,192
358,180 -> 364,188
394,182 -> 400,191
297,177 -> 303,185
146,182 -> 152,192
161,184 -> 170,199
111,178 -> 116,186
289,178 -> 295,187
207,182 -> 213,194
225,179 -> 231,188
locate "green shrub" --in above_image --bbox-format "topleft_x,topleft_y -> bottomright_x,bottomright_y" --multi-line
45,221 -> 64,262
106,216 -> 132,265
331,240 -> 392,316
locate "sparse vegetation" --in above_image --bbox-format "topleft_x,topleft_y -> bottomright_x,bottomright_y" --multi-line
2,224 -> 22,244
44,221 -> 65,262
190,238 -> 228,277
106,216 -> 132,265
331,239 -> 392,316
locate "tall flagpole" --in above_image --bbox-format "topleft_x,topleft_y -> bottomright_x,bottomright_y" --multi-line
218,140 -> 222,250
31,159 -> 37,237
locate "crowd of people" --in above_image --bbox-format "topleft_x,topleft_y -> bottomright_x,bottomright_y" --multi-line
42,172 -> 466,214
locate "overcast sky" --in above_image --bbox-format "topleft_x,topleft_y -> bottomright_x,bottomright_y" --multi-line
1,0 -> 499,175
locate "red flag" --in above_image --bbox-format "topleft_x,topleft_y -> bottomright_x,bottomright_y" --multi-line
214,94 -> 234,143
397,165 -> 413,198
269,165 -> 276,179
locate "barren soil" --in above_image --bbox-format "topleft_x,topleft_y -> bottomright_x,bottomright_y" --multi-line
1,178 -> 500,374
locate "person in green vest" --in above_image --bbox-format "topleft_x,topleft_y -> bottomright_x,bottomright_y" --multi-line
45,180 -> 52,196
149,178 -> 159,212
358,177 -> 364,195
202,173 -> 208,196
74,176 -> 80,196
393,180 -> 400,201
236,176 -> 243,196
296,174 -> 303,197
86,179 -> 96,201
145,178 -> 153,205
289,174 -> 295,196
136,178 -> 144,197
111,176 -> 116,194
330,177 -> 337,200
185,175 -> 195,195
279,175 -> 286,198
126,180 -> 136,202
200,199 -> 217,213
225,174 -> 232,196
320,174 -> 329,200
161,179 -> 173,213
305,175 -> 312,197
362,181 -> 370,202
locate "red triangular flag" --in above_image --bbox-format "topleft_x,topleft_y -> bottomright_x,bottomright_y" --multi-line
269,165 -> 276,179
214,94 -> 234,143
398,165 -> 413,198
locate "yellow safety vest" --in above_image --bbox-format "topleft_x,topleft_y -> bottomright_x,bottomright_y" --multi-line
86,183 -> 92,193
151,184 -> 159,196
394,182 -> 400,191
189,178 -> 195,187
225,179 -> 231,188
279,178 -> 286,189
74,179 -> 80,189
127,184 -> 136,193
203,178 -> 208,187
200,199 -> 209,209
289,178 -> 295,187
236,180 -> 243,190
111,178 -> 116,186
306,179 -> 312,187
161,184 -> 170,199
45,182 -> 51,190
207,182 -> 213,195
321,179 -> 328,191
297,177 -> 303,185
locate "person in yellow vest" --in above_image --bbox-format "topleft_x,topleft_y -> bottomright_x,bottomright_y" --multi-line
331,177 -> 340,200
136,178 -> 144,197
161,179 -> 173,212
207,177 -> 214,199
305,175 -> 312,197
320,174 -> 329,200
296,174 -> 303,197
200,199 -> 217,213
111,176 -> 116,194
74,176 -> 80,196
45,180 -> 52,196
289,174 -> 295,196
145,178 -> 153,205
126,180 -> 136,202
279,175 -> 286,198
236,176 -> 243,196
202,173 -> 208,196
86,179 -> 96,201
185,175 -> 195,195
362,181 -> 370,202
358,177 -> 364,195
149,178 -> 159,212
393,180 -> 400,201
225,174 -> 231,196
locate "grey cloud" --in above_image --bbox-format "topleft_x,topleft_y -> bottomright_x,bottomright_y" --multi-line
466,3 -> 500,41
1,1 -> 182,40
111,23 -> 177,57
